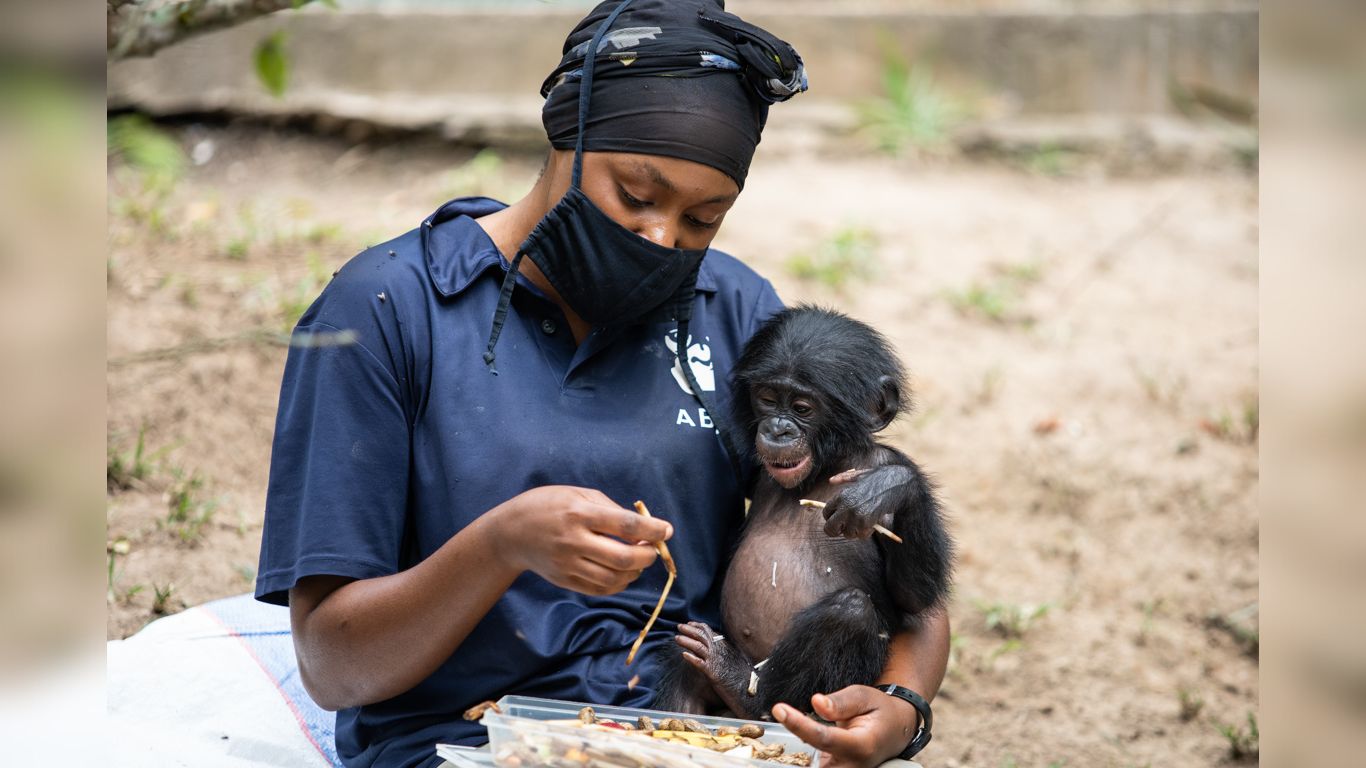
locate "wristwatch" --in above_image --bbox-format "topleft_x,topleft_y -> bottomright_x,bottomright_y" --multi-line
877,683 -> 933,760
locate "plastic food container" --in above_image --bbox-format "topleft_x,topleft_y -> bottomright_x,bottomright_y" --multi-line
480,695 -> 822,768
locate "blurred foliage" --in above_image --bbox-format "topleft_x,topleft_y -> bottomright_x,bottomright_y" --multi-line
107,114 -> 186,187
857,54 -> 965,156
254,30 -> 290,98
786,226 -> 879,290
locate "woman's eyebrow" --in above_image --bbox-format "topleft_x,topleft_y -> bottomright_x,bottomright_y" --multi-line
636,160 -> 678,192
634,160 -> 738,205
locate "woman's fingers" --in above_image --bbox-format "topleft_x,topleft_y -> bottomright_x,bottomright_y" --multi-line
579,502 -> 673,543
580,532 -> 659,575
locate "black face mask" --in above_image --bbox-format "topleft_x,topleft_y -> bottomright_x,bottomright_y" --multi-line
481,0 -> 707,369
518,185 -> 707,328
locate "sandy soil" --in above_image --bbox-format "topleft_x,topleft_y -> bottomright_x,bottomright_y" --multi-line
106,120 -> 1258,767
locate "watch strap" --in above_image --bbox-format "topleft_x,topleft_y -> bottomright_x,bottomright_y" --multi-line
877,683 -> 932,759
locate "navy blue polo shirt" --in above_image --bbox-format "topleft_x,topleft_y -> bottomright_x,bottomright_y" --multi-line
256,196 -> 784,768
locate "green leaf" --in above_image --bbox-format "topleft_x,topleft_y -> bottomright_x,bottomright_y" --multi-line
254,31 -> 290,99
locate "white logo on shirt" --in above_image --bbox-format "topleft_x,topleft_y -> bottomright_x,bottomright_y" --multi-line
665,330 -> 715,394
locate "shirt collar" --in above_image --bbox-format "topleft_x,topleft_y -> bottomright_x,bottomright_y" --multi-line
422,196 -> 720,298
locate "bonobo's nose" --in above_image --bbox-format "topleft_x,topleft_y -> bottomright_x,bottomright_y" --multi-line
760,417 -> 799,444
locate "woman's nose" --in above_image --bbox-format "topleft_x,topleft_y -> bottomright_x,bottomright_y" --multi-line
635,218 -> 678,249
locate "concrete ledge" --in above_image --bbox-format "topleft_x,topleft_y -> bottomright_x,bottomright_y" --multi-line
109,2 -> 1258,127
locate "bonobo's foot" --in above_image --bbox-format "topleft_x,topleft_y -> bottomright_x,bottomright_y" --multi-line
674,621 -> 761,719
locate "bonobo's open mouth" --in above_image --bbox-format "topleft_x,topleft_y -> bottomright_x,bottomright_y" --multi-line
763,454 -> 812,488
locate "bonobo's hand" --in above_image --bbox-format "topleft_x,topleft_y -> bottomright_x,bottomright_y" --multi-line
773,686 -> 920,768
821,465 -> 914,540
489,486 -> 670,596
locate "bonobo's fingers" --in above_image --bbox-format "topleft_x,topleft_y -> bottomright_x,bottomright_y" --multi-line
821,495 -> 875,540
828,468 -> 871,485
675,622 -> 716,659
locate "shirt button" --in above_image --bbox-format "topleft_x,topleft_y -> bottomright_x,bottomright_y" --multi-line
541,318 -> 557,335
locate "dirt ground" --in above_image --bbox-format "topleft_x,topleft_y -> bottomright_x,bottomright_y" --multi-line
106,120 -> 1258,767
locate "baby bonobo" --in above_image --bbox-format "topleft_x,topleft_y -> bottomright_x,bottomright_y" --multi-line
655,306 -> 953,719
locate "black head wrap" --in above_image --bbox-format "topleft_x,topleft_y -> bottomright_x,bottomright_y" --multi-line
541,0 -> 807,190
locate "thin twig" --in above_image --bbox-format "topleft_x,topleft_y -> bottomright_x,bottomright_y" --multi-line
107,329 -> 288,368
798,499 -> 904,544
626,500 -> 676,665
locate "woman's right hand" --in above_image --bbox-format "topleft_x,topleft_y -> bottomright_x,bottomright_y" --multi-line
489,486 -> 672,596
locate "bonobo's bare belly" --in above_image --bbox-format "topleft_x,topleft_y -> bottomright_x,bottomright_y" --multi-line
720,484 -> 879,662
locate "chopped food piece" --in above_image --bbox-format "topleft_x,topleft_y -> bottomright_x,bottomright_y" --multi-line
462,700 -> 501,720
578,705 -> 596,725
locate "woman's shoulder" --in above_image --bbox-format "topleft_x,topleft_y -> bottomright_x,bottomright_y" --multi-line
701,247 -> 785,337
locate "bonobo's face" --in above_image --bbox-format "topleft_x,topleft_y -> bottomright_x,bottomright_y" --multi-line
752,382 -> 819,488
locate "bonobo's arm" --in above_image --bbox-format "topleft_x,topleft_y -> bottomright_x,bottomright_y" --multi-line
819,447 -> 953,622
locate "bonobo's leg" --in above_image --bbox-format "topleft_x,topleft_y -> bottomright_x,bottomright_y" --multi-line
652,646 -> 721,715
754,586 -> 892,716
673,621 -> 758,718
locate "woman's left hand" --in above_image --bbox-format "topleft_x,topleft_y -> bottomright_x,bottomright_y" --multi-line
773,686 -> 919,768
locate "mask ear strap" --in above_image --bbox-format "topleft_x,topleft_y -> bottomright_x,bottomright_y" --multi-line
674,280 -> 744,484
483,250 -> 526,374
571,0 -> 635,189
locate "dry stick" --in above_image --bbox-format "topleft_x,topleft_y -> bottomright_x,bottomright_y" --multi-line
798,499 -> 904,544
626,500 -> 676,665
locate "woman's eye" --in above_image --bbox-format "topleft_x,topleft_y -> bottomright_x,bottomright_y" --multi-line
685,215 -> 719,231
619,187 -> 650,208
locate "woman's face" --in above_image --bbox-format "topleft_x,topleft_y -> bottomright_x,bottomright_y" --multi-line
549,149 -> 741,251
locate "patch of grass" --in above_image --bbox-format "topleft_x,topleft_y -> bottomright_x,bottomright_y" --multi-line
946,632 -> 966,677
946,260 -> 1043,325
279,252 -> 334,331
857,55 -> 964,156
442,149 -> 517,200
107,426 -> 152,491
961,365 -> 1004,415
786,226 -> 879,290
1200,396 -> 1259,444
234,563 -> 257,586
178,277 -> 199,308
152,583 -> 177,615
1206,604 -> 1259,658
1137,597 -> 1167,646
1177,687 -> 1204,722
1018,142 -> 1084,177
976,600 -> 1050,639
225,237 -> 250,261
948,282 -> 1012,322
1215,712 -> 1258,762
985,637 -> 1023,667
165,470 -> 217,544
1131,361 -> 1188,411
106,538 -> 131,602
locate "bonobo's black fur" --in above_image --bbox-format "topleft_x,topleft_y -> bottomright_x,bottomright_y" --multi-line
654,306 -> 953,720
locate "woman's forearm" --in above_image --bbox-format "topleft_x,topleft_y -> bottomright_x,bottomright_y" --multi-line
289,509 -> 522,711
880,610 -> 951,701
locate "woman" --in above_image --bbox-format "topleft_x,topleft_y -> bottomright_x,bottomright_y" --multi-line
255,2 -> 948,766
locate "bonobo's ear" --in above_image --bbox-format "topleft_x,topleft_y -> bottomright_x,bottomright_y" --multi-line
872,375 -> 901,432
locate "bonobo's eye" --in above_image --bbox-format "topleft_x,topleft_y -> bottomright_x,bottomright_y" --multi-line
754,388 -> 778,410
792,401 -> 814,418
